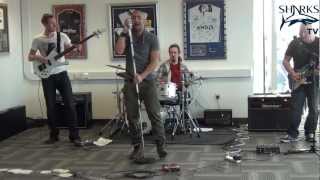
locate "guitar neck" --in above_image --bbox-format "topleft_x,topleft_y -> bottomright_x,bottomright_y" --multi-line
54,33 -> 96,60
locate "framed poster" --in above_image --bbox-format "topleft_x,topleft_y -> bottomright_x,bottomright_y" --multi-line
109,3 -> 158,60
183,0 -> 226,59
0,4 -> 9,52
53,4 -> 86,59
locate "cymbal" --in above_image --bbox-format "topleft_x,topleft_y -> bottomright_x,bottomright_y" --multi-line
106,64 -> 125,70
116,72 -> 133,80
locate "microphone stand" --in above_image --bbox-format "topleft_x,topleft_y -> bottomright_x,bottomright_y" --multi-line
127,24 -> 155,164
286,40 -> 319,156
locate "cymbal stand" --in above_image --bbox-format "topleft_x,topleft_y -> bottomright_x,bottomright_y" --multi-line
180,74 -> 201,138
99,68 -> 127,138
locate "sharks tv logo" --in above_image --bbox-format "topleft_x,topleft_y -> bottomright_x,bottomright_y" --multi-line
279,4 -> 319,33
280,13 -> 319,30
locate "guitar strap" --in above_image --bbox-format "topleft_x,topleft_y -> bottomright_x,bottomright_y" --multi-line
57,32 -> 61,54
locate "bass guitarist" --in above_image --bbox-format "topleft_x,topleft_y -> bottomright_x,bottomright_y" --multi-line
281,24 -> 319,143
28,13 -> 81,145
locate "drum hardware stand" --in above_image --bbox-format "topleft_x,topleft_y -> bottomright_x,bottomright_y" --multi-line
180,73 -> 201,138
99,67 -> 128,138
163,103 -> 182,139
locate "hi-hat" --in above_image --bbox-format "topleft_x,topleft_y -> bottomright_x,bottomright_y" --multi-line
106,64 -> 125,70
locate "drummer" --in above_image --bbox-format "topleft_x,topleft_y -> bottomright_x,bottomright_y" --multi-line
157,43 -> 192,90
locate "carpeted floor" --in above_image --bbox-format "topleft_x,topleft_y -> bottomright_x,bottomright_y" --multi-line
0,124 -> 319,180
110,129 -> 236,145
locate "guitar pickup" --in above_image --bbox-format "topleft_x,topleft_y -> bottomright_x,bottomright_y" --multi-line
38,64 -> 46,71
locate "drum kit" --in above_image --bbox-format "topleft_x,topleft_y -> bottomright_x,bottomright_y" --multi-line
101,64 -> 203,139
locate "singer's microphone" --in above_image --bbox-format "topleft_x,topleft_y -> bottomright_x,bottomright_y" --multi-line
127,19 -> 133,30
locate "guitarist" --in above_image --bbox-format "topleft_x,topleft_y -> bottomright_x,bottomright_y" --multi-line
28,14 -> 81,145
281,24 -> 319,143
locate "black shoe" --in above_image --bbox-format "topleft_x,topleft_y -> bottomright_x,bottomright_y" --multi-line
305,134 -> 316,142
70,138 -> 82,147
44,137 -> 59,144
156,142 -> 167,159
129,144 -> 143,160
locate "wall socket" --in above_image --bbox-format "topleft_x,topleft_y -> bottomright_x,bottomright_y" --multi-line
215,94 -> 220,100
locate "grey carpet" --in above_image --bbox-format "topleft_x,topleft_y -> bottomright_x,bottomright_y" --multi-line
110,129 -> 236,145
0,124 -> 319,180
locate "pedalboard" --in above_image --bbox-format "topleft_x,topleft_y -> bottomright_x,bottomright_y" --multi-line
256,144 -> 280,154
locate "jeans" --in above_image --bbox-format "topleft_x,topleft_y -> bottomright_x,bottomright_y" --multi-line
41,71 -> 80,140
123,79 -> 166,146
288,83 -> 319,138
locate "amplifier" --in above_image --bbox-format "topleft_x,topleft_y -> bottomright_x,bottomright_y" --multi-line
204,109 -> 232,126
0,106 -> 26,140
248,94 -> 291,131
55,92 -> 92,128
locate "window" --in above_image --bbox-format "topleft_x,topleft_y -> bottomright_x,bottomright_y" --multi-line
253,0 -> 319,93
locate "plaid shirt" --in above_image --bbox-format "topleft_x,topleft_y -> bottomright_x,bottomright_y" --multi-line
156,60 -> 190,83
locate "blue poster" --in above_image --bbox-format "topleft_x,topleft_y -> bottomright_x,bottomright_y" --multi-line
183,0 -> 225,59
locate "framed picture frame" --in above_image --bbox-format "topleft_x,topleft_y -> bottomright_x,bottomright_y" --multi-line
183,0 -> 226,60
53,4 -> 86,59
0,3 -> 9,53
109,3 -> 158,60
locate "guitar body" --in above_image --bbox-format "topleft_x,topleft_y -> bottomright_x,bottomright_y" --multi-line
288,75 -> 309,91
33,50 -> 68,79
32,28 -> 106,79
288,65 -> 318,91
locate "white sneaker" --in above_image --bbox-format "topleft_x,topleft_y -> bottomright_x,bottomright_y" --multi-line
280,135 -> 298,143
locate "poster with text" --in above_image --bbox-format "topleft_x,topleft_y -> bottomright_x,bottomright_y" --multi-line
183,0 -> 225,59
53,4 -> 86,59
0,4 -> 9,53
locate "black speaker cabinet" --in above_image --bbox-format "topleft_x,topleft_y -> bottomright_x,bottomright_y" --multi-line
248,94 -> 291,131
55,92 -> 92,129
0,106 -> 27,141
204,109 -> 232,126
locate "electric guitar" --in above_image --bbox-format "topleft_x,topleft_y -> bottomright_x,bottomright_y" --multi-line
288,63 -> 319,91
33,29 -> 106,79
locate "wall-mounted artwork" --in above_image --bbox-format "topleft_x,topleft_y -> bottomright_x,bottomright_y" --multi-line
109,3 -> 158,60
53,4 -> 86,59
0,4 -> 9,52
183,0 -> 226,60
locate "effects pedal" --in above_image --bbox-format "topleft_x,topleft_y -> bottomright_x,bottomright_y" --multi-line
161,164 -> 181,172
256,144 -> 280,154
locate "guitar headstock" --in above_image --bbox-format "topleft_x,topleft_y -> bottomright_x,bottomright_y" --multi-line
94,28 -> 107,38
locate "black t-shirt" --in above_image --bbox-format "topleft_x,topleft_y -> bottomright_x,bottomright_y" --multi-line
285,37 -> 319,70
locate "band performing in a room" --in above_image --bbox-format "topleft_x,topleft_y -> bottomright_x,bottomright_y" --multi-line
0,0 -> 319,179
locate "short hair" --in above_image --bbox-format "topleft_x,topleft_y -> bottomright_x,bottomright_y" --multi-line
41,13 -> 54,25
131,9 -> 147,20
168,43 -> 181,53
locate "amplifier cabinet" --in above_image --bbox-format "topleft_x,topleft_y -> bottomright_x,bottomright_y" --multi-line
55,92 -> 92,129
248,94 -> 291,131
204,109 -> 232,126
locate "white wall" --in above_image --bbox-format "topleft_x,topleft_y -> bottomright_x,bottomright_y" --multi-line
0,0 -> 25,111
21,0 -> 254,119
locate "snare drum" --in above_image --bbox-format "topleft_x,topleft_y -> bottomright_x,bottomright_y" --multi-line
157,82 -> 177,101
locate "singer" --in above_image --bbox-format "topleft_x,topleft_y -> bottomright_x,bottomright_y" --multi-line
280,24 -> 319,143
115,10 -> 167,161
